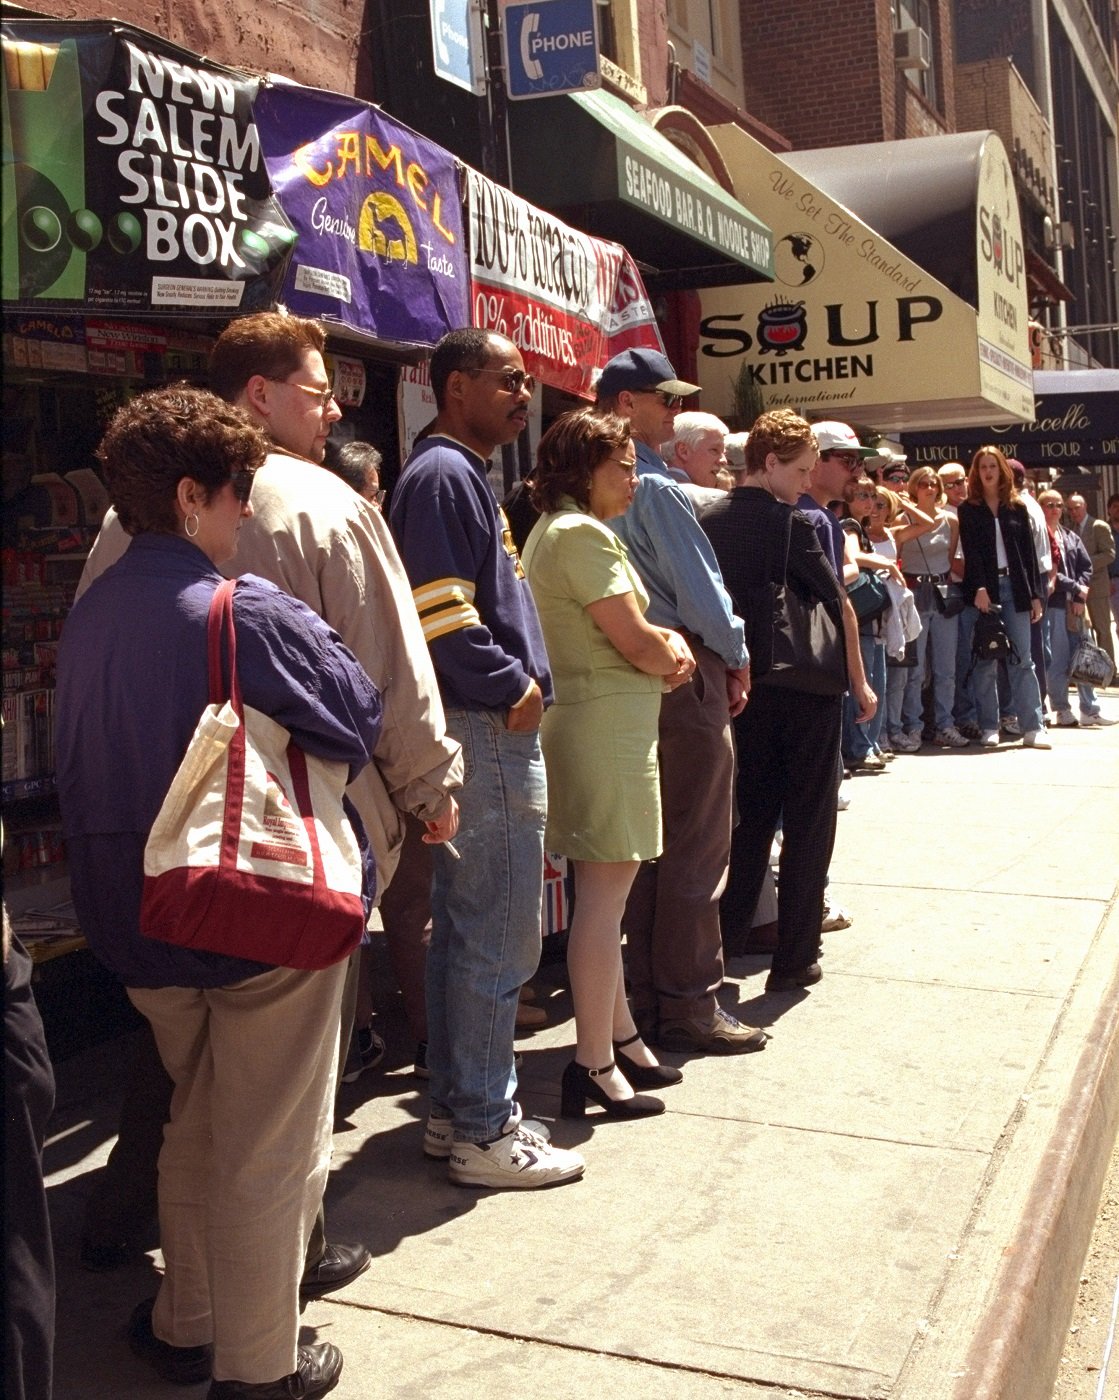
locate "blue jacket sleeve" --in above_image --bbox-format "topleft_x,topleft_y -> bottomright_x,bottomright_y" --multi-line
230,579 -> 382,784
634,478 -> 748,668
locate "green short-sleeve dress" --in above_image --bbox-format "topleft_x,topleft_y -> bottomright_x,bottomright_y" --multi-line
522,498 -> 663,862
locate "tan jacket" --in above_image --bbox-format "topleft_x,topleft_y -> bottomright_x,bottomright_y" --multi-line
77,452 -> 462,890
1078,515 -> 1116,600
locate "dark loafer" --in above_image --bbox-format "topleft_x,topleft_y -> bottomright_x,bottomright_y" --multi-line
765,963 -> 823,993
299,1241 -> 371,1299
207,1342 -> 343,1399
128,1297 -> 212,1385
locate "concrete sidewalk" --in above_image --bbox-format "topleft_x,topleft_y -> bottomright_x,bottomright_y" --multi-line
44,696 -> 1119,1400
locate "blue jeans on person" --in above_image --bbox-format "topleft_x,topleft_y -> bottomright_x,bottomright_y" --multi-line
842,631 -> 885,758
1043,607 -> 1100,717
968,578 -> 1045,735
902,607 -> 959,732
426,707 -> 547,1143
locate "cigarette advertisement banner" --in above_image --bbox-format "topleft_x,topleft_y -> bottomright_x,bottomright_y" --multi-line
466,166 -> 662,399
254,84 -> 470,348
2,20 -> 295,315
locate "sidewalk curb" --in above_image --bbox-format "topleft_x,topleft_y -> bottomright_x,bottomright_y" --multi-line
953,902 -> 1119,1400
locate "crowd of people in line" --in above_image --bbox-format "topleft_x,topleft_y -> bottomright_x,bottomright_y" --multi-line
7,311 -> 1117,1400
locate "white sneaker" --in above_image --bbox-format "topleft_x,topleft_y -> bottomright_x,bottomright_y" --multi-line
425,1113 -> 551,1160
1023,730 -> 1052,749
980,730 -> 1000,747
1080,711 -> 1116,727
933,726 -> 970,748
821,899 -> 853,932
1054,709 -> 1079,727
448,1124 -> 584,1189
836,785 -> 851,811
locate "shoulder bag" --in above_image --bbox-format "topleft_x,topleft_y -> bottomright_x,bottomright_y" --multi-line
847,567 -> 891,623
761,508 -> 848,696
1067,611 -> 1116,688
141,579 -> 367,970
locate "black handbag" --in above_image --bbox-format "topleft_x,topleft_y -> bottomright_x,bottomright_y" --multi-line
760,509 -> 848,696
1067,615 -> 1116,687
847,568 -> 890,623
971,606 -> 1015,664
914,534 -> 965,618
887,638 -> 919,669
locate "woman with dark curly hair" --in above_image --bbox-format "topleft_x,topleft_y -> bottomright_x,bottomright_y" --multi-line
957,445 -> 1047,748
522,408 -> 694,1120
56,385 -> 381,1399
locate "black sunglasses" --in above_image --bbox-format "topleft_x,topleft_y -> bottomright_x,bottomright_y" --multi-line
230,470 -> 255,503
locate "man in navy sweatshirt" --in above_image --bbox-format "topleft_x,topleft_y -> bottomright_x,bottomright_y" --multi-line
390,329 -> 584,1190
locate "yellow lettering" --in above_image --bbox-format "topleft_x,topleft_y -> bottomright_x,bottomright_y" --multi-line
292,142 -> 332,187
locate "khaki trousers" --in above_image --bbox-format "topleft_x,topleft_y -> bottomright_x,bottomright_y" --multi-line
129,960 -> 346,1383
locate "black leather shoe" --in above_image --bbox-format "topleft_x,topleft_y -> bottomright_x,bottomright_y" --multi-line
128,1297 -> 212,1385
207,1342 -> 343,1398
765,962 -> 823,993
299,1242 -> 371,1298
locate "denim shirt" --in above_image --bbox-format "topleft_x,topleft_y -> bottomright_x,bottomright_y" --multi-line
608,442 -> 747,668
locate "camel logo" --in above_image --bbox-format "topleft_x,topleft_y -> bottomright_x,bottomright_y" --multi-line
757,298 -> 808,356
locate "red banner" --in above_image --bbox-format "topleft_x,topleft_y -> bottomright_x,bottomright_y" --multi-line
466,167 -> 661,399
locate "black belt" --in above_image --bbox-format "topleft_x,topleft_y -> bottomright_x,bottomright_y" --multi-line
996,567 -> 1009,577
904,571 -> 949,585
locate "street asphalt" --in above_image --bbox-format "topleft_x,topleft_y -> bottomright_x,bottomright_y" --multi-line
43,687 -> 1119,1400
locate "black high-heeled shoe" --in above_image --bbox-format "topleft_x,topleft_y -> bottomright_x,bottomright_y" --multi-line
612,1032 -> 684,1088
559,1060 -> 666,1120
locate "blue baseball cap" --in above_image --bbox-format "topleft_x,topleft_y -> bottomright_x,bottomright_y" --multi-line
596,347 -> 700,401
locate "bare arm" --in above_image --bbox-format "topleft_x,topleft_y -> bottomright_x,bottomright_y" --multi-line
890,501 -> 938,545
841,594 -> 877,723
585,592 -> 696,686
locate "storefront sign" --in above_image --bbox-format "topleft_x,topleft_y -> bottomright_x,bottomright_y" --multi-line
903,371 -> 1119,468
466,166 -> 662,397
2,20 -> 295,315
697,124 -> 1033,431
255,85 -> 470,348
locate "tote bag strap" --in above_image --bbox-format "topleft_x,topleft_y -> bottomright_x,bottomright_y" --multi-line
207,579 -> 247,872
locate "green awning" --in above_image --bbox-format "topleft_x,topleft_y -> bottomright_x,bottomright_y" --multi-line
508,88 -> 774,292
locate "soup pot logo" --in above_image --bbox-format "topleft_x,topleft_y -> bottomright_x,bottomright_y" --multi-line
757,299 -> 807,356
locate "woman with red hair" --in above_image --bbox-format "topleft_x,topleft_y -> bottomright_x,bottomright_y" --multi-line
957,446 -> 1048,748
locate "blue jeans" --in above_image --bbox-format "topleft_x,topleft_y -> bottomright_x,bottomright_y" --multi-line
886,659 -> 908,738
967,579 -> 1045,734
427,707 -> 547,1143
1043,608 -> 1099,716
902,607 -> 959,732
843,632 -> 886,758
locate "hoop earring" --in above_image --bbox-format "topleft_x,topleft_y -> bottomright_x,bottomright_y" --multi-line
185,513 -> 200,539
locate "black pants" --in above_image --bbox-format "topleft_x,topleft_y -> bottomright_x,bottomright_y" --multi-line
5,936 -> 56,1400
721,686 -> 841,976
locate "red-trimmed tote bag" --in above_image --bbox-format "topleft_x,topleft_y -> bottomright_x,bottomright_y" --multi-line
141,579 -> 366,970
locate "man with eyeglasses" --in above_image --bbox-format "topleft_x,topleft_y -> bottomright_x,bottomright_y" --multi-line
595,347 -> 765,1057
74,312 -> 464,1329
390,328 -> 585,1190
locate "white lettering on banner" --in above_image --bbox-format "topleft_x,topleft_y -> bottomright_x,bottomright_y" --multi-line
311,197 -> 357,244
93,41 -> 266,272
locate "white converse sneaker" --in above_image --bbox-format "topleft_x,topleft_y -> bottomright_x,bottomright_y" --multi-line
448,1124 -> 584,1189
424,1113 -> 551,1160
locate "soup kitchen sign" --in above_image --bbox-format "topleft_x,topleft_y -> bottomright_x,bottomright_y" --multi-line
697,124 -> 1033,432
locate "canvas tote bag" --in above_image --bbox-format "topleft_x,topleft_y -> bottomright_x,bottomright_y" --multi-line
141,579 -> 366,970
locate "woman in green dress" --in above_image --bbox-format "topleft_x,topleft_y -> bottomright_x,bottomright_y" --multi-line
522,409 -> 695,1121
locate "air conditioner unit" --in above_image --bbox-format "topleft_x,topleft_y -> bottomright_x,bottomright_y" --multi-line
894,26 -> 931,71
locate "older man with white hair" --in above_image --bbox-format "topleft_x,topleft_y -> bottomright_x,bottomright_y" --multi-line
662,411 -> 731,507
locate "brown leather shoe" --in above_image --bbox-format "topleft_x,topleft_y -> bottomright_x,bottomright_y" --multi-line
515,1002 -> 548,1030
207,1344 -> 342,1399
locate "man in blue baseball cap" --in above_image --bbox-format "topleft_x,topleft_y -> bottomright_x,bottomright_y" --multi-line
595,348 -> 766,1057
